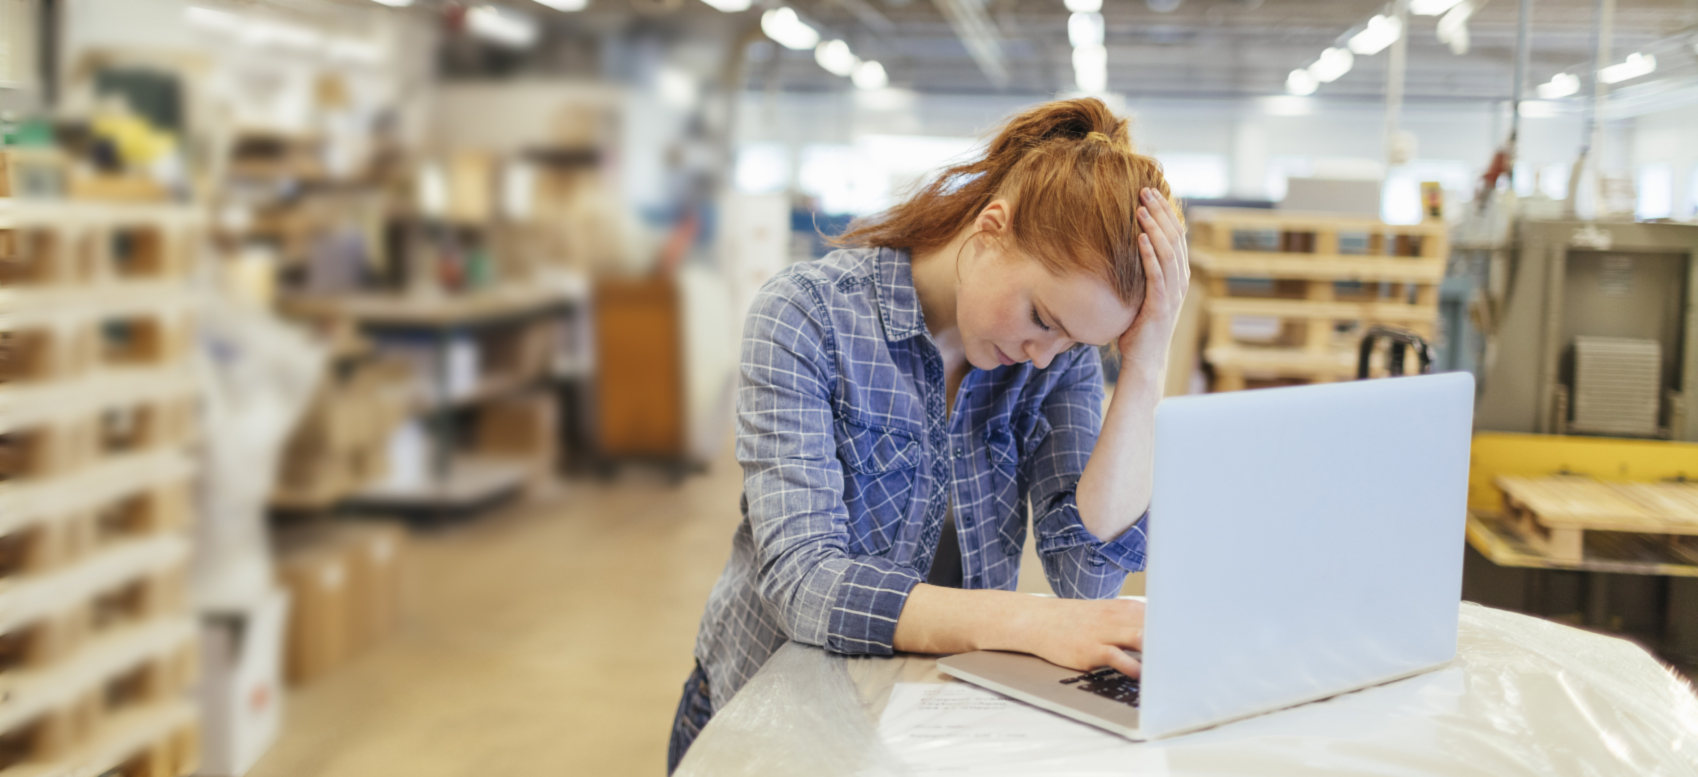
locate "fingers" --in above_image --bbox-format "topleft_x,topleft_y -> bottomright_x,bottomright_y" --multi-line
1141,188 -> 1184,242
1102,645 -> 1144,679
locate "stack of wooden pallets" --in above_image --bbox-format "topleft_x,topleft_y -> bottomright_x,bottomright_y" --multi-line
0,201 -> 202,777
1496,475 -> 1698,564
1186,208 -> 1449,391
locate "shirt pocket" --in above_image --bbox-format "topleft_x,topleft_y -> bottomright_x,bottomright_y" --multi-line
984,409 -> 1053,556
836,416 -> 923,556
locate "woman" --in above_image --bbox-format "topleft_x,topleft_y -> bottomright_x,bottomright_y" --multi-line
669,97 -> 1188,771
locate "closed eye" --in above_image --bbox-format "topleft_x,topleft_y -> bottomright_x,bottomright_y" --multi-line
1030,307 -> 1051,331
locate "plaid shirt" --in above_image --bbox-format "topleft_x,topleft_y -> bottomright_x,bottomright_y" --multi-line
693,246 -> 1149,711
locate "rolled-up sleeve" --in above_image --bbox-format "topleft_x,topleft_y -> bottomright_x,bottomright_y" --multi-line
1029,347 -> 1149,598
737,277 -> 923,656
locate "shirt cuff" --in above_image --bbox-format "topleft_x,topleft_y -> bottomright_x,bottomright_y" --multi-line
1035,490 -> 1150,573
825,558 -> 924,656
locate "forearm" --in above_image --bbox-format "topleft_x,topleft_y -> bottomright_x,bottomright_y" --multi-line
892,584 -> 1038,655
1074,358 -> 1163,542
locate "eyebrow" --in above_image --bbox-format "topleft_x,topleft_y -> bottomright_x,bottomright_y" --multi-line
1038,300 -> 1074,341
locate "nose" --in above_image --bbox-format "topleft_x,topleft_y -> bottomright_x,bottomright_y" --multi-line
1024,337 -> 1070,369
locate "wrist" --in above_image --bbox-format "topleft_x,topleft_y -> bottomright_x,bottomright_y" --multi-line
982,590 -> 1040,654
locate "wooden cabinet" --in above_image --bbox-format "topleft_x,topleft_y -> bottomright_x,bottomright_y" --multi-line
593,274 -> 684,458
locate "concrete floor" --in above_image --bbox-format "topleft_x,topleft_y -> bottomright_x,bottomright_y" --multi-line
248,446 -> 1143,776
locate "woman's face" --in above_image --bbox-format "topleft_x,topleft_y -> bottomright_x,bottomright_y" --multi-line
956,232 -> 1139,372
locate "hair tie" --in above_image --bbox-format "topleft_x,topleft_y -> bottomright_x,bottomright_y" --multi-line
1084,131 -> 1112,145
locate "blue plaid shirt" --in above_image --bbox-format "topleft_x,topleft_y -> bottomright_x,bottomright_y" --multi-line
693,246 -> 1149,711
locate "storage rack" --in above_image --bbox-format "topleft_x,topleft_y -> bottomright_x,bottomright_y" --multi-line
1187,208 -> 1449,391
0,201 -> 202,777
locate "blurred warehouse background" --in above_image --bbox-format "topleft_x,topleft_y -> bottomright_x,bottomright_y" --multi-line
1,0 -> 1697,774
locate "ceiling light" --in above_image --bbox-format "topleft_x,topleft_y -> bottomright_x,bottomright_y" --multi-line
761,7 -> 820,51
534,0 -> 588,10
1536,72 -> 1579,99
1598,52 -> 1655,84
1073,44 -> 1107,93
1307,47 -> 1353,83
369,0 -> 414,6
1064,0 -> 1101,11
657,67 -> 698,109
1409,0 -> 1463,15
1517,101 -> 1559,118
1436,1 -> 1473,55
185,6 -> 242,30
701,0 -> 752,10
1347,14 -> 1402,56
1286,68 -> 1318,96
852,60 -> 889,90
466,5 -> 538,48
815,39 -> 859,77
1068,12 -> 1105,49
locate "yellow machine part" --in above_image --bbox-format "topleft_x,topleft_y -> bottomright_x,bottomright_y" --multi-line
1469,433 -> 1698,514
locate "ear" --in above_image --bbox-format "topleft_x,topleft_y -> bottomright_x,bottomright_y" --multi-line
974,199 -> 1012,239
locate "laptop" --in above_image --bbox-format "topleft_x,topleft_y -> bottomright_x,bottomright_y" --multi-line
938,372 -> 1475,740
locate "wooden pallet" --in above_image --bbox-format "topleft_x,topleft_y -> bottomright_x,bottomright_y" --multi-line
0,205 -> 200,289
0,619 -> 195,769
1,396 -> 195,487
1187,208 -> 1448,392
1496,475 -> 1698,563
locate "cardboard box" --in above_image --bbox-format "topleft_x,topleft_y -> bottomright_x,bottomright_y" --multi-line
334,522 -> 407,653
476,391 -> 558,490
198,589 -> 287,777
275,542 -> 351,685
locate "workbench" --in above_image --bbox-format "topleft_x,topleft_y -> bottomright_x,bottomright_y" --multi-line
676,603 -> 1698,776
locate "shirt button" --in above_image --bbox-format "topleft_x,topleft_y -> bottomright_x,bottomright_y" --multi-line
953,447 -> 964,459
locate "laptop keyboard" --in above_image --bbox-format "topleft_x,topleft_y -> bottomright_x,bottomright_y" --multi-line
1059,667 -> 1141,707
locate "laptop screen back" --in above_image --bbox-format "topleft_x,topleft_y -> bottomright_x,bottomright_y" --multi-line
1139,373 -> 1474,738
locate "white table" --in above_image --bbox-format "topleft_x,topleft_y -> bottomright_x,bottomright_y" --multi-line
677,603 -> 1698,776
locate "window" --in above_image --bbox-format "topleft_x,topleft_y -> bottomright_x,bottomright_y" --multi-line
1636,164 -> 1672,220
1153,153 -> 1229,199
734,143 -> 791,195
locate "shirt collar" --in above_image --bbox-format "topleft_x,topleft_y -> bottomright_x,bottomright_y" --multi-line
874,247 -> 927,342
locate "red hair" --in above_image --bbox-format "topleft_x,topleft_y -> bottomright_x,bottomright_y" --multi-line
834,97 -> 1182,305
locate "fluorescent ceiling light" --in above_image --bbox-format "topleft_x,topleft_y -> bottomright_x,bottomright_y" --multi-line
1307,47 -> 1353,83
185,6 -> 242,30
1286,68 -> 1318,96
1598,52 -> 1655,84
241,19 -> 323,51
815,39 -> 859,77
1536,72 -> 1579,99
534,0 -> 588,10
1347,15 -> 1402,56
1436,1 -> 1473,55
369,0 -> 414,6
700,0 -> 752,11
1072,44 -> 1107,93
1064,0 -> 1101,12
761,8 -> 820,51
1069,13 -> 1105,49
852,60 -> 889,90
466,5 -> 538,48
1409,0 -> 1463,16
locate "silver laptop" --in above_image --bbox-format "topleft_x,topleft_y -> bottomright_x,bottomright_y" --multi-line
939,373 -> 1474,739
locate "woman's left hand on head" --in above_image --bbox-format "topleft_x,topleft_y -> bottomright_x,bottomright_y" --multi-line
1117,189 -> 1190,370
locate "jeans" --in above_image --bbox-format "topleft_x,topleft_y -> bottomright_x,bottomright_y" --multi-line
667,662 -> 714,774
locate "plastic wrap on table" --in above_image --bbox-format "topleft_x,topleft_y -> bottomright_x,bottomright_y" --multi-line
675,603 -> 1698,776
193,289 -> 325,608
